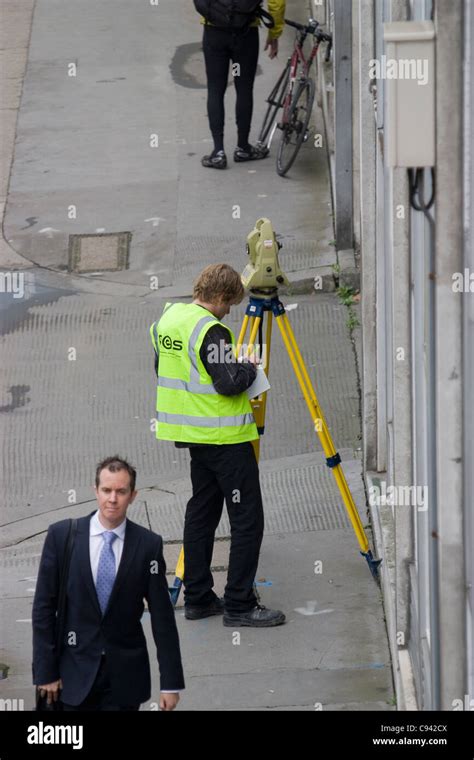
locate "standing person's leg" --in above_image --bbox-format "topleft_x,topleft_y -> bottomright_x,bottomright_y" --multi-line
183,447 -> 225,615
232,27 -> 259,150
215,443 -> 285,628
232,27 -> 269,161
216,442 -> 284,626
213,443 -> 263,611
202,27 -> 231,168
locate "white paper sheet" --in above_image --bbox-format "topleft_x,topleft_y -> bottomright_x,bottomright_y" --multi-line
246,366 -> 271,399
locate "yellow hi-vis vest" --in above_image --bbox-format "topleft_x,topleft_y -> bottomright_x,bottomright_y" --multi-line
150,302 -> 259,445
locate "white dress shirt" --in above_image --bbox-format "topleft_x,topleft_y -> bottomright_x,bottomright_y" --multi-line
89,510 -> 179,696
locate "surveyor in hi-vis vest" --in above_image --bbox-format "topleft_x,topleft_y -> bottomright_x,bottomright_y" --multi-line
150,264 -> 285,627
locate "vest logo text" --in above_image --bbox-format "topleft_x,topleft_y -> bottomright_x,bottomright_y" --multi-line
159,334 -> 183,351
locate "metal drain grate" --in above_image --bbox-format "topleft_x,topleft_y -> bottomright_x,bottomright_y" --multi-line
68,232 -> 131,273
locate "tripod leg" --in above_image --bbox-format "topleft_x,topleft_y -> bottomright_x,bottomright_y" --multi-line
275,313 -> 372,558
246,317 -> 261,355
237,315 -> 250,351
239,314 -> 266,460
248,313 -> 273,461
237,315 -> 261,357
264,312 -> 273,375
169,546 -> 185,606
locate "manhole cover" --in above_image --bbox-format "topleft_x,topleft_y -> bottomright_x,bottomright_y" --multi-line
68,232 -> 131,273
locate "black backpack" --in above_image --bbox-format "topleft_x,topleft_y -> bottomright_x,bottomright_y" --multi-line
194,0 -> 275,31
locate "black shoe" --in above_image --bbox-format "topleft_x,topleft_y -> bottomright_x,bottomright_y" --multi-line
233,143 -> 270,162
201,150 -> 227,169
184,597 -> 225,620
223,604 -> 286,627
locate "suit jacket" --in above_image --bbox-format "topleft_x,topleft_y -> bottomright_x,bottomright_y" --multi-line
32,512 -> 185,706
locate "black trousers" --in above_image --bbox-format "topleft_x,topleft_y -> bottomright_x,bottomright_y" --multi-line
202,25 -> 260,151
183,442 -> 264,613
62,656 -> 140,711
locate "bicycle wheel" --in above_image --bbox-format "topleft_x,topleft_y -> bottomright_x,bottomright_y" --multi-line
257,62 -> 291,148
276,77 -> 315,177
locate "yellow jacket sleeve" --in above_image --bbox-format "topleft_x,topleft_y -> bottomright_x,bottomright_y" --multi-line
199,1 -> 286,38
266,0 -> 286,40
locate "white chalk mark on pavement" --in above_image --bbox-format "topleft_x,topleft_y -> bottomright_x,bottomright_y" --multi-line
294,601 -> 335,616
145,217 -> 166,227
38,228 -> 60,237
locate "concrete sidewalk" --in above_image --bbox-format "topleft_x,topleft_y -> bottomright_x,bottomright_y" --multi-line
1,0 -> 335,290
0,0 -> 393,711
0,0 -> 35,270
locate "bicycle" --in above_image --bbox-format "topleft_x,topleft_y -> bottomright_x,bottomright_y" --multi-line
257,18 -> 333,177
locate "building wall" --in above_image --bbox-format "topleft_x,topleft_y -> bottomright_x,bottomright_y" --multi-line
463,0 -> 474,704
353,0 -> 471,710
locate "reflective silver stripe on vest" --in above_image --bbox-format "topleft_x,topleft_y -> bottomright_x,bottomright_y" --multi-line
158,376 -> 217,395
157,412 -> 255,427
188,315 -> 217,384
152,322 -> 160,354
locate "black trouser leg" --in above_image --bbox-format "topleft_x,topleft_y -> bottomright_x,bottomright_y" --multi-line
213,442 -> 264,613
232,27 -> 260,149
183,443 -> 264,612
183,449 -> 225,606
203,27 -> 231,153
62,657 -> 140,711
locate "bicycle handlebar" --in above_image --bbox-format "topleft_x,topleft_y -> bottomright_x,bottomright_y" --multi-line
285,18 -> 308,32
284,18 -> 333,45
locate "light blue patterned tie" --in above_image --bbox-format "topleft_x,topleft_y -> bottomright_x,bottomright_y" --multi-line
96,531 -> 117,614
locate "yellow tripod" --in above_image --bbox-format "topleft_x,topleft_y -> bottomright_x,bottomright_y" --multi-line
169,219 -> 381,604
237,218 -> 382,581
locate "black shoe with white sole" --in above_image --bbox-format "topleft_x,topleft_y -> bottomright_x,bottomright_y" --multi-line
223,604 -> 286,627
201,150 -> 227,169
233,143 -> 270,162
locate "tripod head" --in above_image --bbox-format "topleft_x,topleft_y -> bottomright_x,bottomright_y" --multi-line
241,218 -> 289,298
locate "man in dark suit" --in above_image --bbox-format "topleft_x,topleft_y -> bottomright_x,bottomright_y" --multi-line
32,456 -> 185,711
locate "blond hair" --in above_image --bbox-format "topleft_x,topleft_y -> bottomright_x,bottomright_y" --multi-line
193,263 -> 244,304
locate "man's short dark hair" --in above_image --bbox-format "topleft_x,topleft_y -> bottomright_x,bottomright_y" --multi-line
95,456 -> 137,492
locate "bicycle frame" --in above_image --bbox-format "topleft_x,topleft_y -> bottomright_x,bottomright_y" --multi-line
281,33 -> 321,125
257,18 -> 332,158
